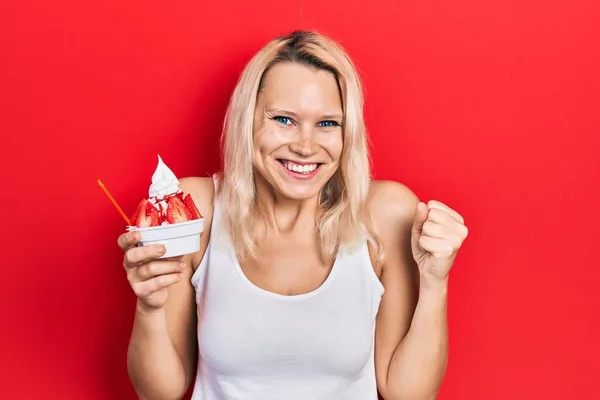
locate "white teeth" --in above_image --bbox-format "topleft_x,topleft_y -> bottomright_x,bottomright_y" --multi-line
282,161 -> 318,174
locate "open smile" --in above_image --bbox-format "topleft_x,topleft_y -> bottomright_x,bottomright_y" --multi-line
276,159 -> 323,179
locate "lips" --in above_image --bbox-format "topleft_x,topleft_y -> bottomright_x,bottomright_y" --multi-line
277,159 -> 323,177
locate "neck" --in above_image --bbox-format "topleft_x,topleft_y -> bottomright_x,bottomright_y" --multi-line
254,174 -> 320,234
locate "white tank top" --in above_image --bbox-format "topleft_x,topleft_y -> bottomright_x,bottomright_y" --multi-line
190,179 -> 385,399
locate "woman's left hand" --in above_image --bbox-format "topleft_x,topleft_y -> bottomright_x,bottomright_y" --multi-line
411,200 -> 469,287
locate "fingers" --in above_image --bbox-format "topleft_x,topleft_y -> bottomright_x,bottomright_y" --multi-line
411,201 -> 429,235
126,256 -> 186,303
418,236 -> 455,259
427,200 -> 465,224
135,259 -> 185,282
422,220 -> 465,243
118,231 -> 188,306
425,208 -> 469,239
118,230 -> 140,251
123,244 -> 167,269
130,273 -> 183,298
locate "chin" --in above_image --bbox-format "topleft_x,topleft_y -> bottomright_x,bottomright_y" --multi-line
276,184 -> 322,201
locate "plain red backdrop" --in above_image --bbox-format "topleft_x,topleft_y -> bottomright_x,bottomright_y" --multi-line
1,0 -> 599,399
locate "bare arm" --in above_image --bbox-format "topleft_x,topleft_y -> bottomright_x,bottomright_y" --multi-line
121,177 -> 215,400
370,181 -> 449,400
126,272 -> 197,400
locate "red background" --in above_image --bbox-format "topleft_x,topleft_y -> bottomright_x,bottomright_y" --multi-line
1,0 -> 599,399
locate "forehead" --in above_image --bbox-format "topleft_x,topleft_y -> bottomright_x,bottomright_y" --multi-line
258,63 -> 342,114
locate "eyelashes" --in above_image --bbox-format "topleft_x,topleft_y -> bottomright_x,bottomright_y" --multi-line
318,120 -> 340,128
271,116 -> 293,125
270,116 -> 341,128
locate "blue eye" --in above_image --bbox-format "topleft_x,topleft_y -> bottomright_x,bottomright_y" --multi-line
319,120 -> 340,128
273,116 -> 292,125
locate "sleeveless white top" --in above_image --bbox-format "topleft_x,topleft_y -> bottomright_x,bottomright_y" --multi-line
190,181 -> 385,399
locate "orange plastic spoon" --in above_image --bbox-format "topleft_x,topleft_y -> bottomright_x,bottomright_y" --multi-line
97,179 -> 131,225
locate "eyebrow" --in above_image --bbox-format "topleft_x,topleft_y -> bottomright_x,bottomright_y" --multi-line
266,108 -> 343,121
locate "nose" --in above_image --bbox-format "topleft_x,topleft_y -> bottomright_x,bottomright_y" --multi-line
289,126 -> 318,157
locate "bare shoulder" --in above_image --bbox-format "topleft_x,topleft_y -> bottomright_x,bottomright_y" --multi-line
366,180 -> 420,233
178,176 -> 216,270
364,180 -> 420,278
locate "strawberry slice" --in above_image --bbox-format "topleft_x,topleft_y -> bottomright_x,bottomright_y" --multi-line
131,199 -> 160,227
130,200 -> 143,226
166,196 -> 193,224
183,194 -> 202,219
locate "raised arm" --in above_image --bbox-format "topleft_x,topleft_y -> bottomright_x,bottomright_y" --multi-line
369,180 -> 468,400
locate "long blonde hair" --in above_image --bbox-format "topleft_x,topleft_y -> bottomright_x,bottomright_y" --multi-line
218,30 -> 381,264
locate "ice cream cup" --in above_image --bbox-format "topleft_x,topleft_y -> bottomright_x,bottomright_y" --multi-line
127,218 -> 205,258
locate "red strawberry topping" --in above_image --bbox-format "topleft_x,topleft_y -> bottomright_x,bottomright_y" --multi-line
130,200 -> 143,226
166,196 -> 193,224
130,199 -> 160,227
183,194 -> 202,219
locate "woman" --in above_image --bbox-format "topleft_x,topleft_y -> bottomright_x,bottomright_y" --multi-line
118,30 -> 469,400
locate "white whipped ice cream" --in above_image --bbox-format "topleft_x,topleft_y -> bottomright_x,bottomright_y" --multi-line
148,155 -> 182,224
149,155 -> 181,198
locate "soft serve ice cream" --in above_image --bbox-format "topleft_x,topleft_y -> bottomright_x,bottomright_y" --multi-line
130,155 -> 202,227
149,155 -> 181,199
148,155 -> 182,219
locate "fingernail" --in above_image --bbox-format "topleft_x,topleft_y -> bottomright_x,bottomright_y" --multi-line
156,246 -> 166,255
179,262 -> 186,270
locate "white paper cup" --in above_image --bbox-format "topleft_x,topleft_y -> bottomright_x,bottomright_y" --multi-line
127,218 -> 205,258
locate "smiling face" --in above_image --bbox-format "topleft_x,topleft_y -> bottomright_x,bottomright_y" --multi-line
252,62 -> 344,201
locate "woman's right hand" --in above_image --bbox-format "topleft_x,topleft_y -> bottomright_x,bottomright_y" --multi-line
117,231 -> 185,310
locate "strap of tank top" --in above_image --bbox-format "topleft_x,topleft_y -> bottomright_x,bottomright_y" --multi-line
210,173 -> 222,226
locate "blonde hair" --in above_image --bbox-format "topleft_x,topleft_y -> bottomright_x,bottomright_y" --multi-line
218,30 -> 382,264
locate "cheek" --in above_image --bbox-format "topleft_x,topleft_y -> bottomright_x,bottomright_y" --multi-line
254,128 -> 289,157
319,131 -> 344,160
254,129 -> 275,152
